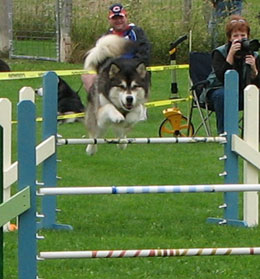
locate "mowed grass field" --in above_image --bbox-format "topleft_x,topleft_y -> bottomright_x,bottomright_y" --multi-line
0,58 -> 260,279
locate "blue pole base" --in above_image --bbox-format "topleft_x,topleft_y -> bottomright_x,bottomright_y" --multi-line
207,217 -> 248,227
37,222 -> 73,230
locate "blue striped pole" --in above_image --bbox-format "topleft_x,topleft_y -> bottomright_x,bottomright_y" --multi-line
39,72 -> 72,230
38,184 -> 260,195
18,100 -> 37,279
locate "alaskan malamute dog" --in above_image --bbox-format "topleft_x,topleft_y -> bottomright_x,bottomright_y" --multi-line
84,35 -> 150,155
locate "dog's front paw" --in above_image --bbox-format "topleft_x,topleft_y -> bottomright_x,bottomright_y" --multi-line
86,144 -> 97,156
110,111 -> 125,123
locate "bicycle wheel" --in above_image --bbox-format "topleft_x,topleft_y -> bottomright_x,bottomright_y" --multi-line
159,115 -> 194,137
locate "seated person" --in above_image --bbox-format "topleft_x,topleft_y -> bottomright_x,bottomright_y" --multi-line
201,15 -> 260,134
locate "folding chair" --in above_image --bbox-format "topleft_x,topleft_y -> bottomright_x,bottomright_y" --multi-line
188,51 -> 215,136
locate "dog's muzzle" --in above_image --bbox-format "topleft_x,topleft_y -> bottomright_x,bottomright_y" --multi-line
123,95 -> 134,110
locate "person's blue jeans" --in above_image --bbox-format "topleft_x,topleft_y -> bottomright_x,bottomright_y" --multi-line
208,88 -> 225,134
208,87 -> 243,134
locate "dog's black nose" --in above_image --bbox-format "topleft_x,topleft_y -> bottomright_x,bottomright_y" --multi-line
126,95 -> 133,104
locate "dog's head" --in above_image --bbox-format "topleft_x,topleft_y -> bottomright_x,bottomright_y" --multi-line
35,76 -> 85,115
98,58 -> 150,112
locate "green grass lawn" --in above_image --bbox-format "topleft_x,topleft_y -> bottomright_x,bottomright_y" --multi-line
12,39 -> 57,59
1,59 -> 260,279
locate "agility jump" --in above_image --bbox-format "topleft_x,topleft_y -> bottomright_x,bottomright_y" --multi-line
32,70 -> 259,230
0,70 -> 260,278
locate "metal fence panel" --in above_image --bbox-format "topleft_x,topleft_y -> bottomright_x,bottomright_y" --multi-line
9,0 -> 60,61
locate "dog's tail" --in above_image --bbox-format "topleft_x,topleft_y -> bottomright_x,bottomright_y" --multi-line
84,34 -> 133,72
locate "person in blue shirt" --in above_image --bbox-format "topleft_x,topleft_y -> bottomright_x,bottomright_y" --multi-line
106,3 -> 151,65
82,3 -> 151,92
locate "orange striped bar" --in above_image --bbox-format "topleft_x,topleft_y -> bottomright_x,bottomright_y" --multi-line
39,247 -> 260,259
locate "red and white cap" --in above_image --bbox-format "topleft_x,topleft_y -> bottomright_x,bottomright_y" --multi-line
109,3 -> 127,19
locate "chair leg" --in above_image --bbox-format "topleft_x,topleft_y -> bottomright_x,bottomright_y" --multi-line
192,93 -> 212,136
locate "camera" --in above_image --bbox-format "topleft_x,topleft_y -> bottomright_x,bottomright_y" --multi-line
236,38 -> 260,57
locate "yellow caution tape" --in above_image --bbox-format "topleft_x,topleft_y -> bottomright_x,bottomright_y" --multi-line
145,96 -> 192,108
0,70 -> 96,81
146,64 -> 189,72
11,97 -> 192,124
11,112 -> 86,124
57,112 -> 85,120
0,64 -> 189,81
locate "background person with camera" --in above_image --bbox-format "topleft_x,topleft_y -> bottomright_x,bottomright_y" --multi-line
201,15 -> 260,135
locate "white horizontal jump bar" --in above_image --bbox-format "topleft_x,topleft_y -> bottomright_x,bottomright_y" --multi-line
38,184 -> 260,196
57,136 -> 226,145
39,247 -> 260,259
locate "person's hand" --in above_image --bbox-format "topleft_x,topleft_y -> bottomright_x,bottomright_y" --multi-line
81,74 -> 97,92
245,54 -> 258,77
230,40 -> 241,56
226,40 -> 241,65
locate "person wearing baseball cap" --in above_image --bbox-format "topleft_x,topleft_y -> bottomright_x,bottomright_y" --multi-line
107,3 -> 150,65
82,3 -> 151,95
109,3 -> 127,19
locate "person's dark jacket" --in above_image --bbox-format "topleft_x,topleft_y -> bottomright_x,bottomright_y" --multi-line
107,23 -> 151,66
200,42 -> 260,103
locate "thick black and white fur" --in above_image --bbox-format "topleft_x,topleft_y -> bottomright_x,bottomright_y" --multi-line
35,76 -> 85,123
84,34 -> 150,155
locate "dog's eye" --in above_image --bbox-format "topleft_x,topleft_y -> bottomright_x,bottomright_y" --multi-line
117,85 -> 126,90
131,85 -> 140,90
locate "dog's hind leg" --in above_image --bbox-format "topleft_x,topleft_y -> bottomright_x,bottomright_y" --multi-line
86,126 -> 107,156
86,140 -> 97,156
85,119 -> 99,156
113,126 -> 130,150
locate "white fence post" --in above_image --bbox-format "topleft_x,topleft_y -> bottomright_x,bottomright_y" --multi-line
0,99 -> 12,231
0,88 -> 35,231
19,87 -> 35,102
243,85 -> 259,227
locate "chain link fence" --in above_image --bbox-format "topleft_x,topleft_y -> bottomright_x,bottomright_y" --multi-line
9,0 -> 60,61
4,0 -> 260,64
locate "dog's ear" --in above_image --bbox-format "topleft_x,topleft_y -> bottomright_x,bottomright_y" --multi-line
108,63 -> 120,79
136,63 -> 147,79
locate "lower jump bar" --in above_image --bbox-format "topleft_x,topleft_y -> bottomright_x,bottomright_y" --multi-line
39,247 -> 260,259
57,136 -> 226,145
38,184 -> 260,196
